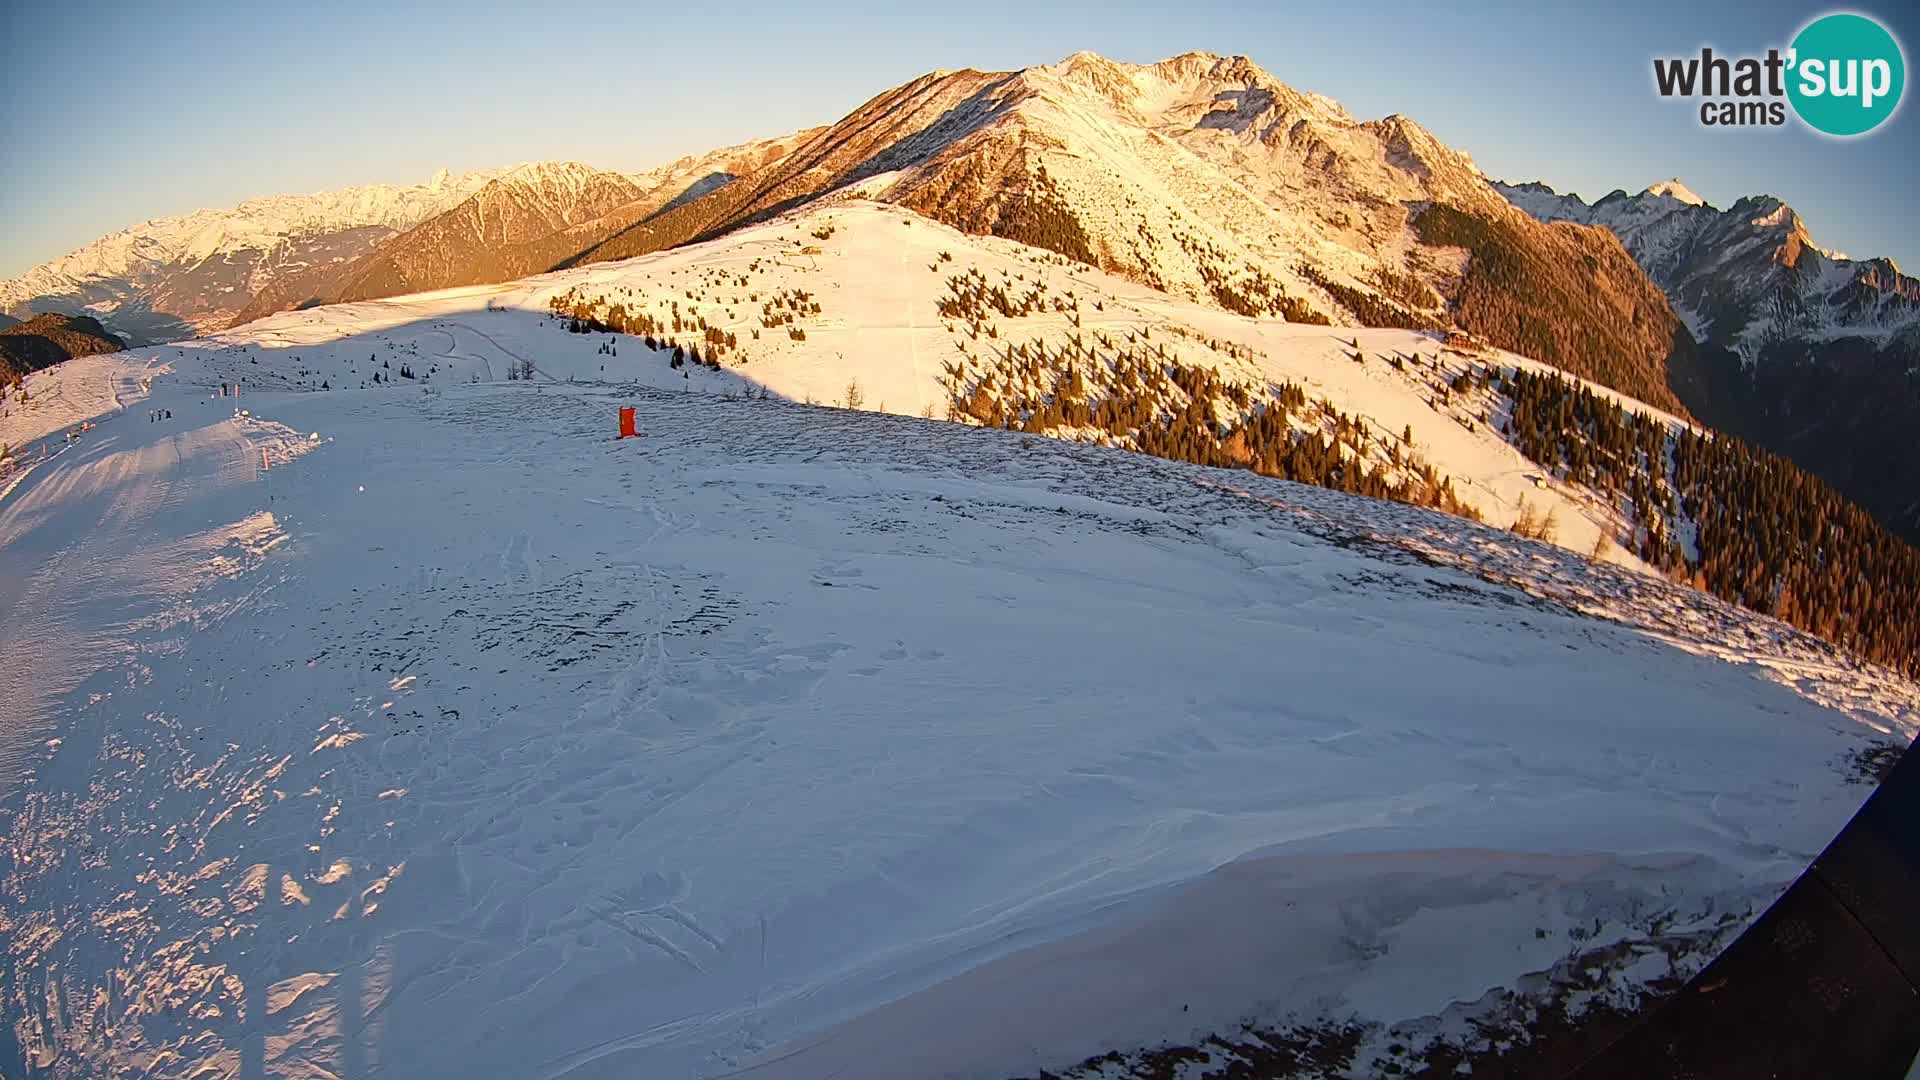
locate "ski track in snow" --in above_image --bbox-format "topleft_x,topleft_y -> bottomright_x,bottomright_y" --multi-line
3,305 -> 1918,1079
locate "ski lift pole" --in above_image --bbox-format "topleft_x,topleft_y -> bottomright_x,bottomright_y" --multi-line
261,446 -> 272,504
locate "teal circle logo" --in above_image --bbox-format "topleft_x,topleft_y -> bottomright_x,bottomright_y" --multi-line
1788,13 -> 1905,136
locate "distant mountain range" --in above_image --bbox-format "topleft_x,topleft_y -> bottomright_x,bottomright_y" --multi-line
1495,179 -> 1919,362
0,170 -> 503,342
228,161 -> 649,320
0,138 -> 818,346
1496,179 -> 1920,540
228,133 -> 818,325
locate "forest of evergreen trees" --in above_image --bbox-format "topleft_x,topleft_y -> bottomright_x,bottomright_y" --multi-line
947,337 -> 1478,522
1499,366 -> 1920,676
1300,267 -> 1440,331
1412,205 -> 1685,414
990,165 -> 1098,269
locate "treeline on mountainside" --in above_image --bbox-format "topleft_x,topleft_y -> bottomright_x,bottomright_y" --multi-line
1165,226 -> 1331,324
1670,331 -> 1920,545
1413,205 -> 1685,415
948,337 -> 1479,522
1499,365 -> 1920,677
1300,267 -> 1440,331
546,282 -> 823,368
900,150 -> 1105,272
0,314 -> 126,388
988,166 -> 1098,268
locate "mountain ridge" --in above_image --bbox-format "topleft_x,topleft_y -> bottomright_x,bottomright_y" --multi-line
0,169 -> 505,344
324,162 -> 648,304
1493,179 -> 1919,354
227,132 -> 824,326
561,51 -> 1686,412
0,312 -> 126,387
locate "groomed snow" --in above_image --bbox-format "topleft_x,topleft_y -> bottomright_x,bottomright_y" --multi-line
3,317 -> 1914,1077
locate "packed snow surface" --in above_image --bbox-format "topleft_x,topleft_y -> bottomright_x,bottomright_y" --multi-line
4,238 -> 1916,1079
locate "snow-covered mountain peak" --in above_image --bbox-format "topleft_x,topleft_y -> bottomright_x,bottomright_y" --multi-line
1643,178 -> 1706,205
0,168 -> 504,341
1496,177 -> 1920,373
1738,194 -> 1793,226
498,159 -> 605,184
1030,49 -> 1351,132
480,160 -> 629,210
983,49 -> 1489,211
1135,50 -> 1290,97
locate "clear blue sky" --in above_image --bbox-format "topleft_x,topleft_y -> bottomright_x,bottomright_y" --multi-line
3,0 -> 1914,276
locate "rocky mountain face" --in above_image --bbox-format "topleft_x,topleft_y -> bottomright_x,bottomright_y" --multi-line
1496,180 -> 1920,359
228,132 -> 822,326
232,162 -> 647,316
0,313 -> 126,385
0,170 -> 502,344
620,129 -> 827,219
339,162 -> 646,297
570,51 -> 1685,411
1497,180 -> 1920,540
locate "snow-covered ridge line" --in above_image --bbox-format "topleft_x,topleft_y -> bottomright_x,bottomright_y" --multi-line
1,168 -> 501,302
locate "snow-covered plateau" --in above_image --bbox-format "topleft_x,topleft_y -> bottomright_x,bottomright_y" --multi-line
2,204 -> 1915,1079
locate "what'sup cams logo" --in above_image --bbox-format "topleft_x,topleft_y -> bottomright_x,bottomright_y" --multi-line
1653,12 -> 1906,135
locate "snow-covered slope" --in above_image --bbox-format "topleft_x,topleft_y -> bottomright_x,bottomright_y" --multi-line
0,170 -> 505,344
34,200 -> 1691,573
3,269 -> 1914,1078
